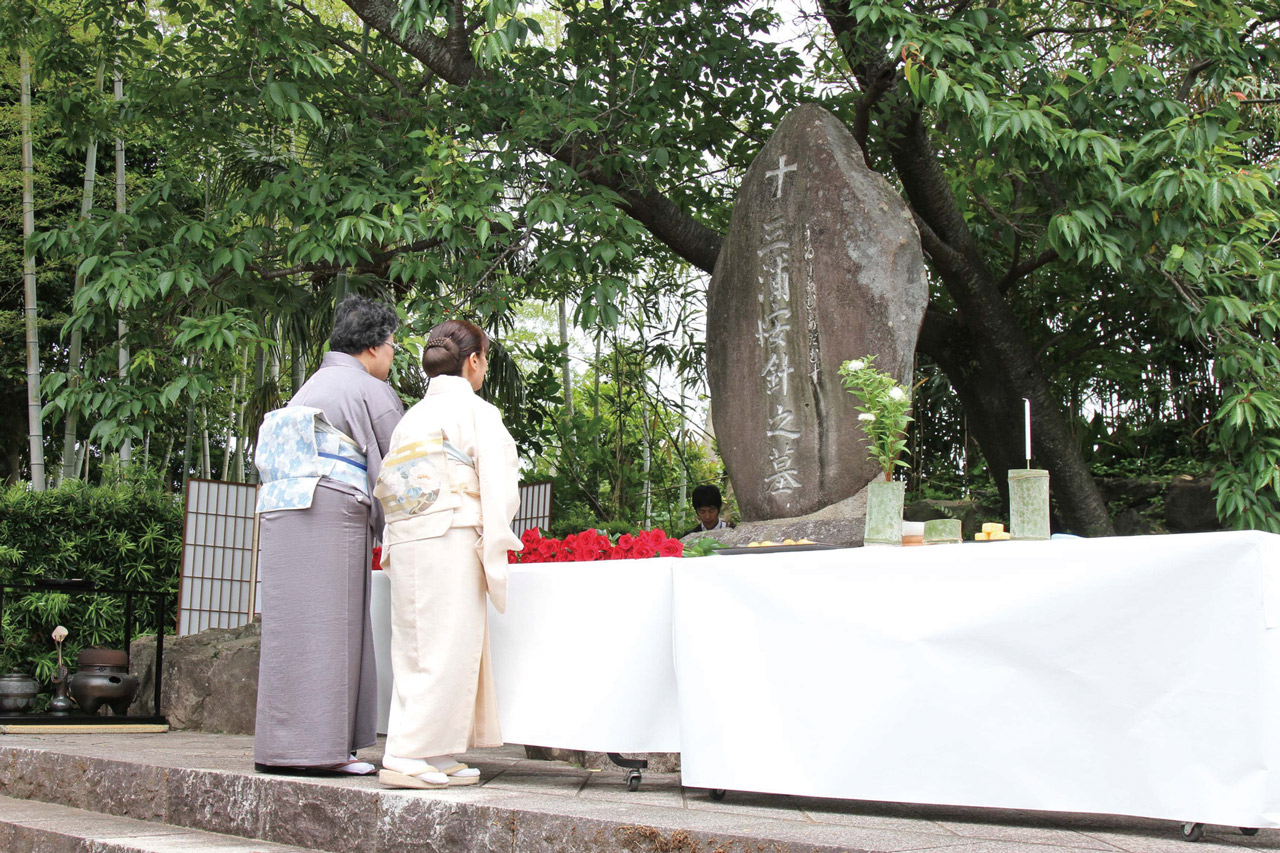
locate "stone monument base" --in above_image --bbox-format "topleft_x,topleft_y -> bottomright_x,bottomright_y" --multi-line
682,486 -> 869,548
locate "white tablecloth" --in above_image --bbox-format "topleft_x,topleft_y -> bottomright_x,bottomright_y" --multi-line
489,559 -> 682,753
672,532 -> 1280,827
376,531 -> 1280,826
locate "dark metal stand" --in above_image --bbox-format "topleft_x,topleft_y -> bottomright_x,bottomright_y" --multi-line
0,581 -> 169,726
607,753 -> 648,791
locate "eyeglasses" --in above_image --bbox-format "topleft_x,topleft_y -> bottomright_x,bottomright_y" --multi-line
381,340 -> 399,352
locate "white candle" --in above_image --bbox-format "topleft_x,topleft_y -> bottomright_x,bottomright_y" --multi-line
1024,398 -> 1032,465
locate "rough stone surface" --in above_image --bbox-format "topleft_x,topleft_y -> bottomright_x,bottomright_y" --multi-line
1164,475 -> 1220,532
707,103 -> 928,521
1095,474 -> 1222,535
259,779 -> 378,850
166,768 -> 266,839
682,489 -> 868,548
3,733 -> 1277,852
130,618 -> 261,734
0,794 -> 316,852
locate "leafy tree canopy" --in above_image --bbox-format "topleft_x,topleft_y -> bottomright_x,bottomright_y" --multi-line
3,0 -> 1278,533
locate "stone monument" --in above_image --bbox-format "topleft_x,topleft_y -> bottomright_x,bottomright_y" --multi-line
707,103 -> 928,521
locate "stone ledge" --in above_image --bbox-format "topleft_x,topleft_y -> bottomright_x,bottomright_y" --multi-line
683,490 -> 869,548
0,739 -> 937,853
0,793 -> 311,852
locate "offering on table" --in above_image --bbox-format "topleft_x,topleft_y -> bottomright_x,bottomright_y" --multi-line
974,522 -> 1012,541
746,538 -> 816,547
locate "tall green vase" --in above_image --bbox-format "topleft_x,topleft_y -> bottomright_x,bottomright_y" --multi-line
1009,469 -> 1051,540
864,478 -> 906,546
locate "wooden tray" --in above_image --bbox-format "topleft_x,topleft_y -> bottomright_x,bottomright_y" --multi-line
714,543 -> 842,555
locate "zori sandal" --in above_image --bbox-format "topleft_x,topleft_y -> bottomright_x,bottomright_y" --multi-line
378,765 -> 449,790
435,762 -> 481,786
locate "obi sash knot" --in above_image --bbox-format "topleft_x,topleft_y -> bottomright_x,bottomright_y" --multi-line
255,407 -> 369,513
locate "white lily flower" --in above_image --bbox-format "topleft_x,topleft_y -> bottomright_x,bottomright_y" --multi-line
52,626 -> 68,643
858,413 -> 876,422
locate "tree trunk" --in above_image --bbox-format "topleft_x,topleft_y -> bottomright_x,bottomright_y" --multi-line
235,348 -> 250,482
246,348 -> 266,485
201,404 -> 211,479
559,298 -> 573,418
114,67 -> 131,466
61,60 -> 106,482
20,49 -> 46,491
180,381 -> 195,489
220,358 -> 240,482
883,109 -> 1112,536
159,435 -> 174,490
291,338 -> 306,393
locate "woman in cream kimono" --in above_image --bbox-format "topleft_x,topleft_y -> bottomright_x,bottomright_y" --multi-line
375,319 -> 522,789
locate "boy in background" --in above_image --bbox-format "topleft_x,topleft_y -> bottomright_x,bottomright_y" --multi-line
685,484 -> 735,536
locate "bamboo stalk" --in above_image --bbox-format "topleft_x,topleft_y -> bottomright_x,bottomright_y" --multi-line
20,49 -> 46,490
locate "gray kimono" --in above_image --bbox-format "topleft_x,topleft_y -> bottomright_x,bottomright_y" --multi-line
254,351 -> 404,767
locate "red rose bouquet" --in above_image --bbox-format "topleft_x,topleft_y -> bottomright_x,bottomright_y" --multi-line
509,527 -> 686,563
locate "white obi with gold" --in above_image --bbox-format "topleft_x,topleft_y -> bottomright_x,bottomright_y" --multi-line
374,430 -> 481,545
255,407 -> 369,513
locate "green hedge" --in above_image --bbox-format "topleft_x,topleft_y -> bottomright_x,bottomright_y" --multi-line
0,481 -> 183,700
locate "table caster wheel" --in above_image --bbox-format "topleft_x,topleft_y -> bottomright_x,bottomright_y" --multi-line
626,770 -> 641,792
1182,822 -> 1204,842
1241,828 -> 1259,836
710,789 -> 726,801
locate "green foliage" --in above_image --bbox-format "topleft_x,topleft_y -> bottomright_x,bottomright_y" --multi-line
523,334 -> 724,536
682,537 -> 724,557
0,480 -> 182,699
839,355 -> 913,478
7,0 -> 1280,537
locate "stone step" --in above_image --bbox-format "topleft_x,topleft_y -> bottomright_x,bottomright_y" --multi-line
0,793 -> 312,852
0,737 -> 875,853
5,732 -> 1255,853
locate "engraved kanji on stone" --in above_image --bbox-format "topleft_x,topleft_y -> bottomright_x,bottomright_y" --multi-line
766,405 -> 801,440
764,447 -> 802,494
761,349 -> 794,396
765,155 -> 798,199
758,215 -> 790,257
756,308 -> 792,349
767,254 -> 790,303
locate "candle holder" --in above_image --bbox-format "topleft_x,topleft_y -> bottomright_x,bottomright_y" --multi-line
1009,469 -> 1051,540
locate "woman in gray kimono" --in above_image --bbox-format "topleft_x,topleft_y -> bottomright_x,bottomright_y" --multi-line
253,295 -> 404,775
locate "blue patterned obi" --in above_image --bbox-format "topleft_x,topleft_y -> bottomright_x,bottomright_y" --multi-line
255,407 -> 369,513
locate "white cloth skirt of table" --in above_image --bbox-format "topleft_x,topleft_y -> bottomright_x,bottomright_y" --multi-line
488,558 -> 682,753
672,531 -> 1280,827
370,569 -> 393,735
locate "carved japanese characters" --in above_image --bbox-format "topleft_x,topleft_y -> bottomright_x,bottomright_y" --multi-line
707,104 -> 928,520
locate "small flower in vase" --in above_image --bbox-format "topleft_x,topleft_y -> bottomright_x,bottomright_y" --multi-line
838,355 -> 913,480
51,625 -> 69,681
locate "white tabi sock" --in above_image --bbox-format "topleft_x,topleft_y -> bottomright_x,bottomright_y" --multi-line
382,753 -> 449,784
426,754 -> 480,778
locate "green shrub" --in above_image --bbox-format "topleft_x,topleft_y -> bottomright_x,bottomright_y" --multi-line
0,481 -> 182,702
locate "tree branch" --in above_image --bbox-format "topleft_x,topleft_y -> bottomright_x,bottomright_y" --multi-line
1178,58 -> 1215,102
343,0 -> 477,85
284,0 -> 412,98
342,0 -> 724,272
999,248 -> 1059,290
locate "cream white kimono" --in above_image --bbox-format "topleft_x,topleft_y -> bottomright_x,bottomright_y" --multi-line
376,374 -> 522,758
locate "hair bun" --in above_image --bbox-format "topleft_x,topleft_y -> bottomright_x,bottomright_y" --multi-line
426,337 -> 459,352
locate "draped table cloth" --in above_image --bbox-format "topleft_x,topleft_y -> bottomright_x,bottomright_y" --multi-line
373,531 -> 1280,827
